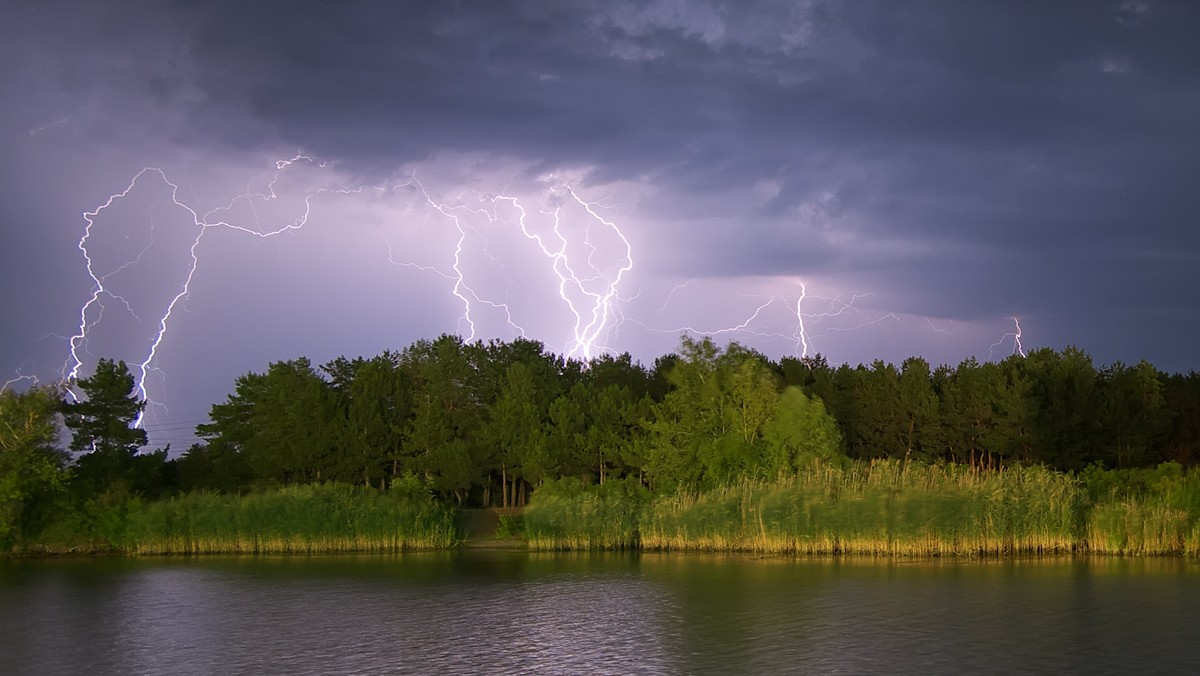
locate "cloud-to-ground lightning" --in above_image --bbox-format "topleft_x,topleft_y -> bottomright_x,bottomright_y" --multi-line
988,317 -> 1027,359
388,177 -> 633,359
63,155 -> 366,427
58,156 -> 637,441
645,279 -> 899,358
40,150 -> 1034,452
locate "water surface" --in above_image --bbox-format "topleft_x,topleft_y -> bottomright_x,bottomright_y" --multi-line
2,553 -> 1197,675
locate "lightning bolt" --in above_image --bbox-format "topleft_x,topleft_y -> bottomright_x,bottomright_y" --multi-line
659,279 -> 697,313
27,114 -> 72,137
53,150 -> 1029,450
640,279 -> 898,358
387,178 -> 633,359
1,368 -> 40,394
61,155 -> 637,439
988,317 -> 1027,359
63,154 -> 362,428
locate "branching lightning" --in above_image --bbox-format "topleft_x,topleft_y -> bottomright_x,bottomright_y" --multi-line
645,280 -> 898,358
63,155 -> 364,427
988,317 -> 1026,359
1,368 -> 40,394
36,152 -> 1032,451
388,178 -> 633,359
58,156 -> 636,438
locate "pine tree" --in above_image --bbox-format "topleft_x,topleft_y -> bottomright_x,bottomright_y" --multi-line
62,359 -> 148,489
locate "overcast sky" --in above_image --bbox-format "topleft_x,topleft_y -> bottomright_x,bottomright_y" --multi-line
2,0 -> 1198,450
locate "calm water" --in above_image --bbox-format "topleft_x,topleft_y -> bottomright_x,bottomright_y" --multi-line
2,552 -> 1198,675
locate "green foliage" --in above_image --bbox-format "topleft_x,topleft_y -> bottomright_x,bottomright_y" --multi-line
62,359 -> 151,496
122,481 -> 456,554
181,335 -> 1200,518
644,336 -> 783,490
526,460 -> 1084,555
323,352 -> 412,487
62,358 -> 147,456
199,357 -> 336,486
524,477 -> 647,550
0,386 -> 69,549
494,513 -> 524,539
762,387 -> 845,473
20,336 -> 1200,558
639,461 -> 1081,555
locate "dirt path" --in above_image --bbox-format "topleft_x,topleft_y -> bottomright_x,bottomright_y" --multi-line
455,508 -> 525,549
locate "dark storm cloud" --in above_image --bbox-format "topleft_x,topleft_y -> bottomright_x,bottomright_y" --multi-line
165,0 -> 1200,285
3,0 -> 1200,378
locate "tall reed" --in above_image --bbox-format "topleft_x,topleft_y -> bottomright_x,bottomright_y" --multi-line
123,482 -> 457,555
523,477 -> 645,550
1084,465 -> 1200,555
641,461 -> 1081,556
527,460 -> 1087,555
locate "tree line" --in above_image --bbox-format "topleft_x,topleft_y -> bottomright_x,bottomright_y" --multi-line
177,334 -> 1200,502
3,333 -> 1200,547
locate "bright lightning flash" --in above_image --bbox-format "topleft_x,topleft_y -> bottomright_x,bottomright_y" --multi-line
388,177 -> 633,360
988,317 -> 1027,359
59,156 -> 635,437
645,279 -> 899,358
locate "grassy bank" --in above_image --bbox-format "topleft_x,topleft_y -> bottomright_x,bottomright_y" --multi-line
526,460 -> 1200,556
1082,463 -> 1200,555
523,477 -> 646,550
642,462 -> 1080,555
24,480 -> 458,555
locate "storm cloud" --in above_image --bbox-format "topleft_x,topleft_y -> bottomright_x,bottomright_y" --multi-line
3,0 -> 1199,448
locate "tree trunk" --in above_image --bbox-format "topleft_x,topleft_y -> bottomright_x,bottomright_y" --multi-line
502,465 -> 509,509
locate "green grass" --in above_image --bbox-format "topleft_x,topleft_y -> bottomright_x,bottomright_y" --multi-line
524,460 -> 1174,556
1082,464 -> 1200,555
639,461 -> 1081,556
118,481 -> 457,555
22,460 -> 1200,558
524,477 -> 645,550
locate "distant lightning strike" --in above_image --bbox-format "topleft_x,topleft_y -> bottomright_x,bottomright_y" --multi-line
392,179 -> 633,359
659,279 -> 697,313
649,280 -> 896,358
1,369 -> 40,394
62,156 -> 635,432
548,186 -> 634,358
50,153 -> 1029,444
64,155 -> 363,427
988,317 -> 1026,359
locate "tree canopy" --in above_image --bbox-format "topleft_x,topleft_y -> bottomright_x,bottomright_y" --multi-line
176,333 -> 1200,505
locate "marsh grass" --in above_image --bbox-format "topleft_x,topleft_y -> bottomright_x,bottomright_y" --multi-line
1083,466 -> 1200,555
524,477 -> 645,550
527,460 -> 1089,555
640,461 -> 1081,556
123,482 -> 457,555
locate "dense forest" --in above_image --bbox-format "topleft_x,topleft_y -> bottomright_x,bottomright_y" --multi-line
180,334 -> 1198,499
3,333 -> 1200,553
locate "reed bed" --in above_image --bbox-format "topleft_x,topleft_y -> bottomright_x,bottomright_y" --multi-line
641,461 -> 1081,556
123,482 -> 458,555
527,461 -> 1088,555
523,477 -> 645,550
1083,468 -> 1200,555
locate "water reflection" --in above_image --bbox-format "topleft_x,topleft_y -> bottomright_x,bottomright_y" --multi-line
2,555 -> 1199,675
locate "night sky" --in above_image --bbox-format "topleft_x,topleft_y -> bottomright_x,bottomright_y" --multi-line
2,1 -> 1198,450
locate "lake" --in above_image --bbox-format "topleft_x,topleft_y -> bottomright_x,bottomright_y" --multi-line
2,552 -> 1198,675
